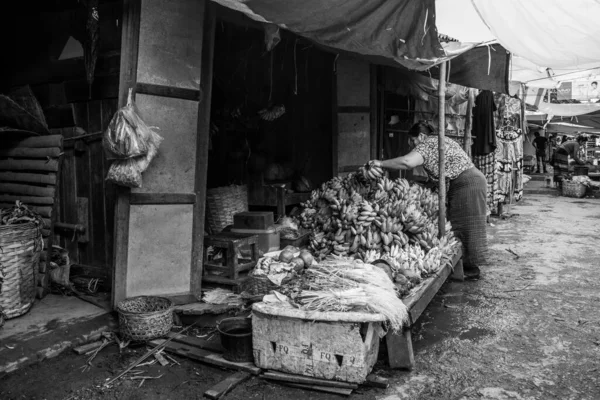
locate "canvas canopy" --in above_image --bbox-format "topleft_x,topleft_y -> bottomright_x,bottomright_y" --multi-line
210,0 -> 491,72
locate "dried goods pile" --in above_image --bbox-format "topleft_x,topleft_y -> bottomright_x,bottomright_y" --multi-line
297,163 -> 460,288
0,201 -> 45,227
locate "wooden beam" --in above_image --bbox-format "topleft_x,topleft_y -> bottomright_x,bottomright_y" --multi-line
148,339 -> 261,375
0,172 -> 57,185
386,328 -> 415,370
129,193 -> 196,205
135,82 -> 201,101
191,0 -> 216,301
332,57 -> 339,177
437,61 -> 447,239
261,372 -> 358,389
112,0 -> 141,309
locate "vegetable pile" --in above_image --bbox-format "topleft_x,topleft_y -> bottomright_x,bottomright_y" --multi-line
297,162 -> 460,292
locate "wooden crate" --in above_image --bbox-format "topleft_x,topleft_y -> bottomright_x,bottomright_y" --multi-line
251,302 -> 385,384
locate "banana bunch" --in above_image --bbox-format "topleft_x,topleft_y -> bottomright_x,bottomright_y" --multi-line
411,221 -> 440,251
358,161 -> 384,181
400,204 -> 429,234
423,247 -> 443,274
258,104 -> 286,121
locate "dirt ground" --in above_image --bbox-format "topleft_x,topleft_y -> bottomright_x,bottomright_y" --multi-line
1,193 -> 599,400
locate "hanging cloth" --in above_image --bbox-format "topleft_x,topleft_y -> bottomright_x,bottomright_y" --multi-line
471,90 -> 497,156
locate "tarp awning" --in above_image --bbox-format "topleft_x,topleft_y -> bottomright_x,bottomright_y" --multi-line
210,0 -> 476,71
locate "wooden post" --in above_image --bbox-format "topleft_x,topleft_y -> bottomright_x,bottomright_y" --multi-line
112,0 -> 141,308
191,0 -> 216,300
463,88 -> 475,158
438,62 -> 447,239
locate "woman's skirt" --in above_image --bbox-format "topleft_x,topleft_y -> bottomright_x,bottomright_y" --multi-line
553,148 -> 570,182
448,167 -> 488,267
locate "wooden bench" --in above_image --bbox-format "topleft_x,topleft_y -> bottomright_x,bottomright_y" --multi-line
386,249 -> 464,369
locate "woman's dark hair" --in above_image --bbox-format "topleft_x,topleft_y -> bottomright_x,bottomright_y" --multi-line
408,121 -> 435,137
577,136 -> 587,144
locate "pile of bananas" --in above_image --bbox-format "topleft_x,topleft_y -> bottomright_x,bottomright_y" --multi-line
297,162 -> 460,282
258,104 -> 286,121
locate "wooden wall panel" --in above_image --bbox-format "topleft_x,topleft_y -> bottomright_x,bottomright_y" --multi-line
137,0 -> 203,89
337,113 -> 371,169
126,204 -> 194,297
132,94 -> 198,193
336,58 -> 371,107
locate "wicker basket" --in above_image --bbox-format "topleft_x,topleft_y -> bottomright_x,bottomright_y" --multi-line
117,296 -> 174,341
0,222 -> 42,319
206,185 -> 248,234
562,181 -> 587,198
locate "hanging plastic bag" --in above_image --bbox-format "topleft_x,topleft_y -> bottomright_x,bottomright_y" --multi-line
103,88 -> 153,160
106,125 -> 163,188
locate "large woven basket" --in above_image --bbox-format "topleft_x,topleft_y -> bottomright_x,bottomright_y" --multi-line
0,222 -> 42,319
562,181 -> 587,198
206,185 -> 248,233
117,296 -> 174,341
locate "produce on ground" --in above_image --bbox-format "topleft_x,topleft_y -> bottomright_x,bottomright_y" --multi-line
296,162 -> 460,292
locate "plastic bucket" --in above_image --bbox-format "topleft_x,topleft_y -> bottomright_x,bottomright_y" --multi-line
217,317 -> 253,362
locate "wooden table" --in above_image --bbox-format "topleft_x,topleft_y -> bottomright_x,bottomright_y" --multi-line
386,249 -> 464,369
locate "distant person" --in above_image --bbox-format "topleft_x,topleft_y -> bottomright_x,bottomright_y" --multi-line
561,135 -> 568,145
554,136 -> 589,187
590,81 -> 599,101
532,132 -> 548,173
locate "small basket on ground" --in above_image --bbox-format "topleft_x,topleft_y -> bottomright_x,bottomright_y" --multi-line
117,296 -> 174,341
561,181 -> 587,198
0,222 -> 43,319
206,185 -> 248,234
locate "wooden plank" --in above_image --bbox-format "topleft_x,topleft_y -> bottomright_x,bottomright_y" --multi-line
386,328 -> 415,370
0,159 -> 59,172
77,197 -> 90,243
74,142 -> 90,266
0,183 -> 55,197
73,341 -> 104,355
204,371 -> 251,399
0,172 -> 57,185
148,339 -> 261,375
366,374 -> 389,389
283,382 -> 353,396
88,100 -> 103,134
72,102 -> 89,132
0,194 -> 54,205
112,0 -> 141,308
0,135 -> 63,148
437,61 -> 447,238
88,141 -> 106,264
402,262 -> 452,325
262,371 -> 358,389
129,193 -> 196,205
61,152 -> 79,266
0,147 -> 62,158
191,0 -> 216,301
36,272 -> 49,288
135,82 -> 201,101
166,332 -> 223,353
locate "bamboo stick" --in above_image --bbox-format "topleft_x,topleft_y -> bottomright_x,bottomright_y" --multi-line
438,62 -> 447,239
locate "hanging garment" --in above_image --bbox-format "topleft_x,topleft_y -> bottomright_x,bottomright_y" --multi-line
473,152 -> 497,212
471,90 -> 497,156
495,128 -> 524,205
